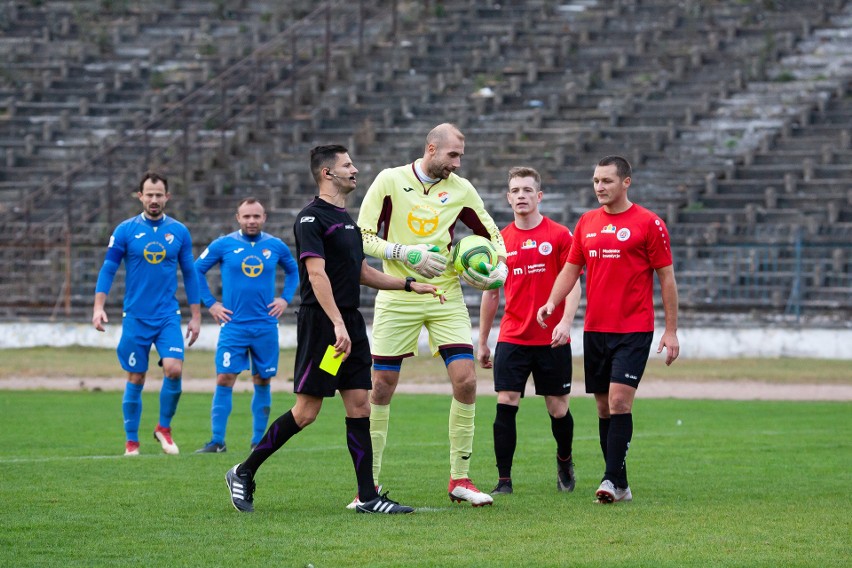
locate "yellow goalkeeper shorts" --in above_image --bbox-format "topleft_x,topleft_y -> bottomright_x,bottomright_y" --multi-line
371,292 -> 472,357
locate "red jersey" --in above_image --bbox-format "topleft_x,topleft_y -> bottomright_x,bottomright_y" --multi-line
499,216 -> 574,345
568,204 -> 672,333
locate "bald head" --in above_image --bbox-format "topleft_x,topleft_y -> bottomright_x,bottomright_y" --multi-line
422,123 -> 465,180
425,123 -> 464,149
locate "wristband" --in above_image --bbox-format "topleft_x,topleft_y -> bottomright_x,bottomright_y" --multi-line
404,276 -> 416,292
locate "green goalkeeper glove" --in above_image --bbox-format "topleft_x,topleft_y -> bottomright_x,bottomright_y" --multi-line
460,261 -> 508,290
386,243 -> 448,279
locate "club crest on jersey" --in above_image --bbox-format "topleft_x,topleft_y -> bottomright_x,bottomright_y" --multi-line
538,242 -> 553,255
601,224 -> 617,234
165,233 -> 174,244
262,249 -> 271,259
616,228 -> 631,242
521,239 -> 537,249
438,191 -> 449,204
407,204 -> 439,237
241,255 -> 264,277
143,242 -> 167,264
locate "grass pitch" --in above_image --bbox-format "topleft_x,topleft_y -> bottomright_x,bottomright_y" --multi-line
0,390 -> 848,567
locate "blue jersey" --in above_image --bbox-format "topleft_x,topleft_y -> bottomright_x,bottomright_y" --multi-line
95,213 -> 200,319
195,230 -> 299,325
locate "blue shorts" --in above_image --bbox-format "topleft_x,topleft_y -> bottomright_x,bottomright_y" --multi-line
216,321 -> 280,379
117,314 -> 184,373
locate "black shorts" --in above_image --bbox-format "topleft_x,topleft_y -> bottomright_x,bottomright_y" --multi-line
493,342 -> 573,397
583,331 -> 654,393
293,306 -> 372,398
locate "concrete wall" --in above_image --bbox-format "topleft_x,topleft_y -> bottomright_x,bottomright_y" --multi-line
0,323 -> 849,359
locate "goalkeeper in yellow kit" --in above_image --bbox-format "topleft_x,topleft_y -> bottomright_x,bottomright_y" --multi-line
353,123 -> 508,507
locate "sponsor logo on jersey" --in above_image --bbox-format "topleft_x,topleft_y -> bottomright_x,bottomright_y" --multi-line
585,232 -> 597,238
241,255 -> 264,277
300,216 -> 315,223
143,242 -> 167,264
616,228 -> 631,242
407,204 -> 439,237
513,267 -> 523,276
262,248 -> 271,259
601,224 -> 616,234
438,191 -> 449,204
589,249 -> 599,258
521,239 -> 537,249
165,233 -> 174,244
538,242 -> 553,255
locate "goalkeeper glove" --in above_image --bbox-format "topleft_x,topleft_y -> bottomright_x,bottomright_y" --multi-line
461,261 -> 508,290
386,243 -> 448,279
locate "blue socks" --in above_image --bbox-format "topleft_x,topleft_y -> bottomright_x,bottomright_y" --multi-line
251,384 -> 272,446
210,385 -> 233,445
122,382 -> 144,442
158,377 -> 182,428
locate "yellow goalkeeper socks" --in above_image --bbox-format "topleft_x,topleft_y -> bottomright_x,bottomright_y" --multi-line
449,398 -> 476,479
369,402 -> 390,484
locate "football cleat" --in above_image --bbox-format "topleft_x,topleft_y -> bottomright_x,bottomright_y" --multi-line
491,479 -> 513,495
154,425 -> 179,455
345,484 -> 382,510
225,464 -> 255,512
355,492 -> 414,514
556,456 -> 576,492
595,479 -> 632,503
124,441 -> 140,456
195,441 -> 227,454
448,478 -> 494,507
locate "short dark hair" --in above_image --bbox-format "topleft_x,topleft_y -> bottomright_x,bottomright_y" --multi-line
138,171 -> 168,193
310,144 -> 348,184
597,156 -> 631,180
508,166 -> 541,189
236,197 -> 263,212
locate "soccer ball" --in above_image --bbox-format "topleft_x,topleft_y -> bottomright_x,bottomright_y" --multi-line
452,235 -> 498,276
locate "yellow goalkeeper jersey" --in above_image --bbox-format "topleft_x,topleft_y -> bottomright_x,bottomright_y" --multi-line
358,160 -> 506,298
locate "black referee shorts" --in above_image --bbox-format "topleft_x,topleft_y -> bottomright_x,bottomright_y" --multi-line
293,306 -> 372,398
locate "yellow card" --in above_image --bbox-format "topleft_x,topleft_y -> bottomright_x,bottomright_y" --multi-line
319,345 -> 344,376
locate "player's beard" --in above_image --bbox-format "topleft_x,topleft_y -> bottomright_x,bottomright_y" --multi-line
145,203 -> 164,219
427,162 -> 453,180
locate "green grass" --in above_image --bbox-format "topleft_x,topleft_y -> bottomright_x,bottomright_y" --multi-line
0,391 -> 849,567
1,347 -> 850,384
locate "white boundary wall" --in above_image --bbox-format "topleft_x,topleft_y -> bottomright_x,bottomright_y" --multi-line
0,323 -> 849,359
